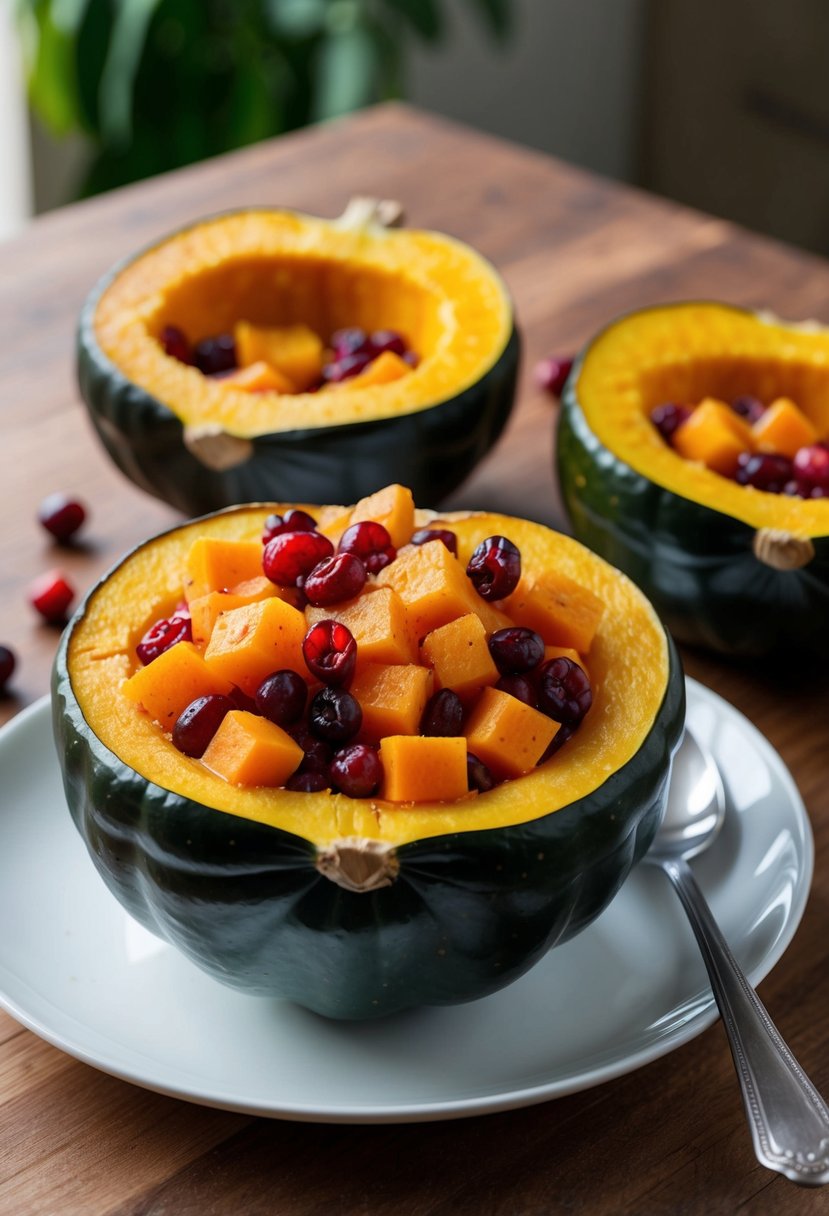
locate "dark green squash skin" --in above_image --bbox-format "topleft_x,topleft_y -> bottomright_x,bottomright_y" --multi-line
76,251 -> 520,515
52,559 -> 684,1021
557,361 -> 829,658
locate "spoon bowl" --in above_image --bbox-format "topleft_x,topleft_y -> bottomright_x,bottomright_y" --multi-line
649,729 -> 726,863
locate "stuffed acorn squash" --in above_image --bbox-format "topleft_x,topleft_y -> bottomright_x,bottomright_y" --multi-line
77,200 -> 519,514
53,493 -> 683,1020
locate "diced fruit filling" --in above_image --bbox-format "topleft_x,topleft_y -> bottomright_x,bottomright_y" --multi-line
121,486 -> 602,803
650,394 -> 829,498
157,321 -> 419,395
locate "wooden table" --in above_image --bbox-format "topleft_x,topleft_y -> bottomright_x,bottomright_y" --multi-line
1,104 -> 827,1215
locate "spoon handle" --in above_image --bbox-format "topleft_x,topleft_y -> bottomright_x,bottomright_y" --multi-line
661,855 -> 829,1186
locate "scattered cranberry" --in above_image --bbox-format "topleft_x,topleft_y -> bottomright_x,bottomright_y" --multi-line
402,351 -> 419,368
495,675 -> 537,707
262,509 -> 318,544
309,686 -> 362,743
731,395 -> 765,424
467,753 -> 496,793
540,723 -> 575,761
466,535 -> 521,601
735,452 -> 793,493
0,645 -> 16,691
304,553 -> 366,605
331,328 -> 372,359
793,443 -> 829,497
172,695 -> 235,757
229,685 -> 259,714
411,528 -> 458,556
160,325 -> 193,365
537,657 -> 592,726
286,770 -> 330,792
488,626 -> 544,674
421,688 -> 464,737
303,619 -> 357,686
329,743 -> 383,797
338,520 -> 397,574
263,530 -> 334,586
193,333 -> 236,376
535,355 -> 574,398
38,493 -> 86,543
255,669 -> 307,726
29,570 -> 74,623
322,352 -> 373,383
136,613 -> 192,664
369,330 -> 406,356
650,402 -> 692,443
290,725 -> 333,775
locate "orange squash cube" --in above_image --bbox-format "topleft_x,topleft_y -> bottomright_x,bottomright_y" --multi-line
346,351 -> 411,388
122,642 -> 234,728
672,398 -> 754,476
305,586 -> 415,666
204,597 -> 307,694
184,538 -> 266,604
420,613 -> 499,699
189,576 -> 279,646
464,687 -> 559,779
234,321 -> 324,391
349,484 -> 415,549
202,710 -> 304,787
752,397 -> 818,458
350,662 -> 433,739
379,735 -> 468,803
218,361 -> 295,394
501,573 -> 604,653
543,644 -> 583,666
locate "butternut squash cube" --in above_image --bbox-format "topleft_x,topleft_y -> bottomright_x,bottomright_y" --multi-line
350,662 -> 433,740
346,350 -> 411,387
672,397 -> 754,476
752,397 -> 818,458
202,710 -> 304,787
184,538 -> 266,604
218,360 -> 295,394
234,321 -> 324,391
379,735 -> 468,803
203,597 -> 307,694
464,687 -> 559,779
501,573 -> 604,653
122,642 -> 234,728
189,576 -> 279,646
420,613 -> 499,699
349,483 -> 415,549
305,585 -> 415,666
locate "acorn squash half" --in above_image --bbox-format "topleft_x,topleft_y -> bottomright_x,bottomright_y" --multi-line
53,504 -> 683,1020
557,302 -> 829,657
77,200 -> 519,514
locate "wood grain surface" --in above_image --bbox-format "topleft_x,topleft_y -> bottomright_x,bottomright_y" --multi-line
1,103 -> 827,1216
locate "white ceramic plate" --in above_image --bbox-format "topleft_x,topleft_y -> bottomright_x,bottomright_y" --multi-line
0,679 -> 812,1123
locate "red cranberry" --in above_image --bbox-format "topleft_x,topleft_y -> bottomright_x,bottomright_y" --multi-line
255,669 -> 307,726
194,333 -> 237,375
338,520 -> 397,574
286,770 -> 330,792
411,528 -> 458,556
421,689 -> 464,737
731,395 -> 765,424
735,452 -> 793,493
263,530 -> 334,586
136,614 -> 192,664
488,626 -> 544,674
309,686 -> 362,743
160,325 -> 193,365
467,753 -> 496,793
304,553 -> 366,605
402,351 -> 419,368
0,645 -> 16,691
38,493 -> 87,543
289,725 -> 333,775
535,355 -> 574,398
29,570 -> 74,623
650,402 -> 692,443
262,509 -> 318,544
537,658 -> 592,726
540,723 -> 575,761
229,685 -> 259,714
331,328 -> 371,358
172,695 -> 235,757
303,619 -> 357,686
321,351 -> 373,383
495,675 -> 537,707
329,743 -> 383,797
466,535 -> 521,601
369,330 -> 406,356
793,443 -> 829,497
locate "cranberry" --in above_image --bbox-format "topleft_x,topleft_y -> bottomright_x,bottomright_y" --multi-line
411,528 -> 458,556
136,614 -> 192,664
38,493 -> 86,543
160,325 -> 193,365
537,658 -> 592,726
29,570 -> 74,623
495,675 -> 537,707
540,723 -> 575,761
193,333 -> 236,376
402,351 -> 419,368
229,685 -> 259,714
735,452 -> 793,493
793,443 -> 829,497
309,686 -> 362,743
262,508 -> 318,545
421,688 -> 464,736
467,753 -> 496,793
329,743 -> 383,797
535,355 -> 574,398
321,352 -> 373,383
304,553 -> 366,606
289,725 -> 333,774
466,535 -> 521,601
0,645 -> 16,691
650,402 -> 692,443
255,669 -> 307,726
331,327 -> 371,358
338,520 -> 396,574
303,619 -> 357,686
263,530 -> 334,586
488,626 -> 544,674
172,695 -> 235,757
369,330 -> 406,356
731,394 -> 765,424
286,770 -> 329,792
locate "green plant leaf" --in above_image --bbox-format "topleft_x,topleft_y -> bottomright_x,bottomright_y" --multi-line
74,0 -> 115,134
312,20 -> 378,120
465,0 -> 512,41
18,0 -> 92,134
381,0 -> 442,42
98,0 -> 164,147
265,0 -> 327,39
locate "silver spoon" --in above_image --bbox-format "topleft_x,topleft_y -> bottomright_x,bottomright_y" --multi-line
647,729 -> 829,1186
